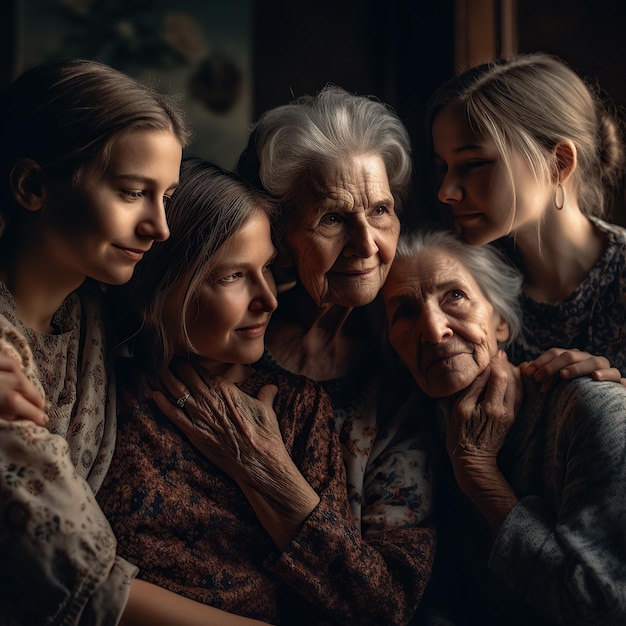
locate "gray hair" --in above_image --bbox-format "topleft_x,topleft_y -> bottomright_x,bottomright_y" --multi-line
394,229 -> 524,346
238,84 -> 412,221
426,52 -> 625,218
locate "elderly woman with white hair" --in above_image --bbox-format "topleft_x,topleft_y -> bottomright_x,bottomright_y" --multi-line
381,229 -> 626,626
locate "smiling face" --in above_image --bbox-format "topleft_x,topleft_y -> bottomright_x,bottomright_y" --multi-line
38,128 -> 182,286
382,247 -> 509,398
431,104 -> 551,245
164,210 -> 278,375
283,153 -> 400,307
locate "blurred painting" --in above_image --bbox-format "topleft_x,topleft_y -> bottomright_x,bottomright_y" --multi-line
15,0 -> 253,169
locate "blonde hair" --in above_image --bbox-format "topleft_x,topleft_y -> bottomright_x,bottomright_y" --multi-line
426,52 -> 625,218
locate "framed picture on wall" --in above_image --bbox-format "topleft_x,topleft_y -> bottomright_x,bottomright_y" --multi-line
14,0 -> 254,170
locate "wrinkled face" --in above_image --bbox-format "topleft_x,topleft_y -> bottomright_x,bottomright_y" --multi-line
431,104 -> 550,245
382,248 -> 509,398
283,153 -> 400,307
164,211 -> 278,374
38,129 -> 182,285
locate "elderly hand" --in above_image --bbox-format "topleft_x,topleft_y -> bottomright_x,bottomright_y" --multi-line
153,360 -> 281,480
153,359 -> 320,550
520,347 -> 625,390
446,351 -> 520,532
0,352 -> 47,425
447,350 -> 520,461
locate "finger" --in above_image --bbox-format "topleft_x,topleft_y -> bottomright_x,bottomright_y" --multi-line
559,357 -> 612,380
0,393 -> 49,425
152,390 -> 193,433
452,366 -> 491,424
522,347 -> 566,376
590,367 -> 624,383
0,366 -> 46,410
256,384 -> 278,409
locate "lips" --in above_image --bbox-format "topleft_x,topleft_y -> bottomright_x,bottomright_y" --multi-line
235,322 -> 268,338
114,244 -> 151,254
453,212 -> 482,222
421,347 -> 471,371
333,266 -> 378,276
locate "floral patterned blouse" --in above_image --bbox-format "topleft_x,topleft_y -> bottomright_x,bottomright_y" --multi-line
506,217 -> 626,375
98,361 -> 436,625
0,281 -> 137,625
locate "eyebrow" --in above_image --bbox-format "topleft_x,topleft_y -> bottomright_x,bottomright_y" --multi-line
210,250 -> 278,276
385,278 -> 464,305
110,173 -> 180,190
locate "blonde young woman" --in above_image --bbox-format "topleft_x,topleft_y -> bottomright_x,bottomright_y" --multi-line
426,52 -> 626,384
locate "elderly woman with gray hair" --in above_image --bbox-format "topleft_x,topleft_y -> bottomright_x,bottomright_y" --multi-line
381,229 -> 626,626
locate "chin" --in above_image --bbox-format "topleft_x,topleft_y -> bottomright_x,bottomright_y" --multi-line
422,374 -> 474,399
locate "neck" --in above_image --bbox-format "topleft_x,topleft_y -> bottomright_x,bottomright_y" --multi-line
190,360 -> 253,384
0,240 -> 85,333
510,205 -> 605,303
265,284 -> 372,380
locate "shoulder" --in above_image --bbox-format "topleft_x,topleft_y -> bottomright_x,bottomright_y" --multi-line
544,377 -> 626,449
590,216 -> 626,249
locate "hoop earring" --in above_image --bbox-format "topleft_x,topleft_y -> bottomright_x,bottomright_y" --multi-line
554,182 -> 565,210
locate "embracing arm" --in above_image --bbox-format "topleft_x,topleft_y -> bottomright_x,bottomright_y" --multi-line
155,363 -> 435,626
154,364 -> 320,551
121,580 -> 270,626
520,347 -> 626,389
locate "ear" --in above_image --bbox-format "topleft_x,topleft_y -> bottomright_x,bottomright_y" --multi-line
495,313 -> 510,345
9,159 -> 46,212
553,140 -> 577,184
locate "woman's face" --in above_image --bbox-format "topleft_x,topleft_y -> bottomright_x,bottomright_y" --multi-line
283,153 -> 400,307
431,104 -> 551,245
36,129 -> 181,286
382,247 -> 509,398
164,210 -> 278,374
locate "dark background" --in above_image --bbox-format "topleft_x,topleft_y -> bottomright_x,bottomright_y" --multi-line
2,0 -> 625,226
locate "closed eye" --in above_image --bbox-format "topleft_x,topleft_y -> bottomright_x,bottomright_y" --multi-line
123,190 -> 144,199
391,302 -> 418,323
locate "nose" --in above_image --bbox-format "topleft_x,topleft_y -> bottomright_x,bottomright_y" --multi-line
250,274 -> 278,313
138,198 -> 170,242
343,217 -> 378,258
419,304 -> 453,344
437,171 -> 464,205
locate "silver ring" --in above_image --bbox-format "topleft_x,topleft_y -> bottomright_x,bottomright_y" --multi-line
176,393 -> 190,408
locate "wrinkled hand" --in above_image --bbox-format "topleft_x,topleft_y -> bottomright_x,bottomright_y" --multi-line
153,360 -> 280,480
154,359 -> 320,550
446,351 -> 521,531
520,347 -> 625,390
447,351 -> 520,461
0,352 -> 47,425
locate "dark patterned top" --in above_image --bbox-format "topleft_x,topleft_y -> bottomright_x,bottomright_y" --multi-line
506,217 -> 626,375
98,361 -> 435,625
